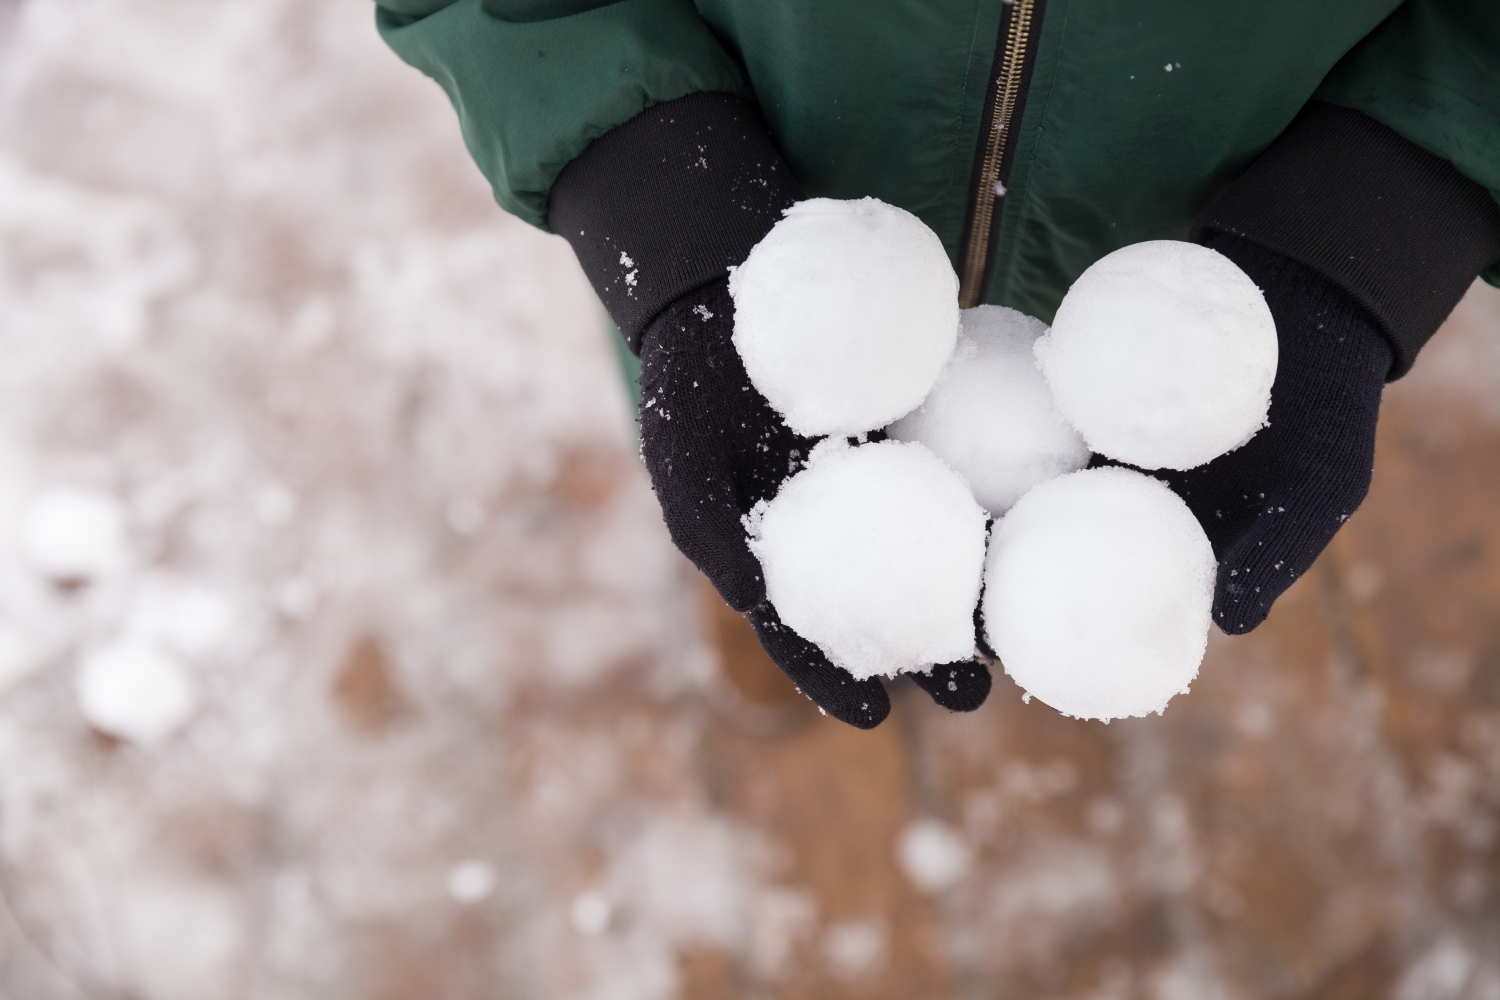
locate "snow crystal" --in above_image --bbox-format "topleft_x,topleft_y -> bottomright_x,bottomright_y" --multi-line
76,640 -> 196,743
729,197 -> 959,436
18,486 -> 126,582
897,819 -> 973,893
888,305 -> 1089,515
446,860 -> 496,903
747,439 -> 985,679
1035,240 -> 1277,470
982,467 -> 1214,720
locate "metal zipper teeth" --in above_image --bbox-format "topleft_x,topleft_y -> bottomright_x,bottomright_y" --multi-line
958,0 -> 1038,308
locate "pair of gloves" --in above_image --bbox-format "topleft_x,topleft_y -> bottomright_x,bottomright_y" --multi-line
624,235 -> 1384,729
549,95 -> 1500,729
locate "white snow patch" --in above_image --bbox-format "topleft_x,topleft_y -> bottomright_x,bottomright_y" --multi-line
570,889 -> 611,936
76,640 -> 196,743
821,916 -> 887,980
897,818 -> 973,893
18,485 -> 127,582
446,860 -> 496,904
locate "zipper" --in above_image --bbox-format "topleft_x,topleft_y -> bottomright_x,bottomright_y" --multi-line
957,0 -> 1046,308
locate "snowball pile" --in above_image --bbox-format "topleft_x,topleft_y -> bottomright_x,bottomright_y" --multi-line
730,206 -> 1276,716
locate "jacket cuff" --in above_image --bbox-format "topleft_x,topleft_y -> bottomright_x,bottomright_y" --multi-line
1193,101 -> 1500,379
548,92 -> 802,352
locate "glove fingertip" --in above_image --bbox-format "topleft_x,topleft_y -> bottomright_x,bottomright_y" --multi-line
910,659 -> 993,712
746,604 -> 891,729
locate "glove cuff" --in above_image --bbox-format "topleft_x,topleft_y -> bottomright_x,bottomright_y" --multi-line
548,92 -> 802,353
1193,101 -> 1500,380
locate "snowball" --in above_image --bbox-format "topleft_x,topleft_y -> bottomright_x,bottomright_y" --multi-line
888,305 -> 1089,515
19,486 -> 126,582
982,467 -> 1215,720
1035,240 -> 1277,470
747,440 -> 986,679
897,819 -> 973,893
76,641 -> 196,743
730,198 -> 959,436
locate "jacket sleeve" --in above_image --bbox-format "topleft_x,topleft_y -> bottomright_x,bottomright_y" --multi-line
1314,0 -> 1500,289
375,0 -> 753,230
1193,0 -> 1500,379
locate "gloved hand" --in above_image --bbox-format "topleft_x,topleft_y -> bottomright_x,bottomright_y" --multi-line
638,277 -> 992,728
1161,232 -> 1392,633
546,94 -> 992,729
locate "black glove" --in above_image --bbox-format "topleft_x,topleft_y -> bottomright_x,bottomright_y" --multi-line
638,279 -> 991,727
1178,102 -> 1500,632
552,94 -> 991,727
1160,233 -> 1389,633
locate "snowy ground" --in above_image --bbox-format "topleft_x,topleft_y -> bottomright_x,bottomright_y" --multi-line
2,2 -> 1500,999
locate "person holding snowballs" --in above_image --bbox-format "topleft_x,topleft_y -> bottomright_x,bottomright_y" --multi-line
375,0 -> 1500,727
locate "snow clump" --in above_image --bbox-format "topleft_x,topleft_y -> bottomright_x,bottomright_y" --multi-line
1035,240 -> 1277,470
982,467 -> 1215,720
19,486 -> 127,583
888,305 -> 1089,515
897,819 -> 973,893
730,197 -> 959,437
747,439 -> 986,679
76,641 -> 196,743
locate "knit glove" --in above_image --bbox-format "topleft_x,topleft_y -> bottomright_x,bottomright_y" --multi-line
1160,233 -> 1390,633
552,94 -> 991,728
1177,102 -> 1500,632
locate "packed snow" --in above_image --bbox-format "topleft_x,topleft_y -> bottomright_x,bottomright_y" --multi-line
75,640 -> 197,743
982,467 -> 1215,720
729,197 -> 959,436
747,439 -> 986,679
1035,240 -> 1277,471
887,305 -> 1089,515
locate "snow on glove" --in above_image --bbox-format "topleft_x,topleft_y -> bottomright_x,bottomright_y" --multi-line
550,94 -> 991,727
1175,104 -> 1500,632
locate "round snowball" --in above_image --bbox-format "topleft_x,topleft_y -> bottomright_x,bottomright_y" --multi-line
982,467 -> 1215,720
748,440 -> 986,679
888,305 -> 1089,516
1035,240 -> 1277,471
730,198 -> 960,437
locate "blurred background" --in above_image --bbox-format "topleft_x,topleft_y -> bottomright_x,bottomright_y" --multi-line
1,1 -> 1499,998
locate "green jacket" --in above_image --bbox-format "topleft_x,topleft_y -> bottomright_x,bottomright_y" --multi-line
377,0 -> 1500,325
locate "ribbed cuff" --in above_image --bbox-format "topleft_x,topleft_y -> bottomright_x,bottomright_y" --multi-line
548,92 -> 802,352
1193,101 -> 1500,379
